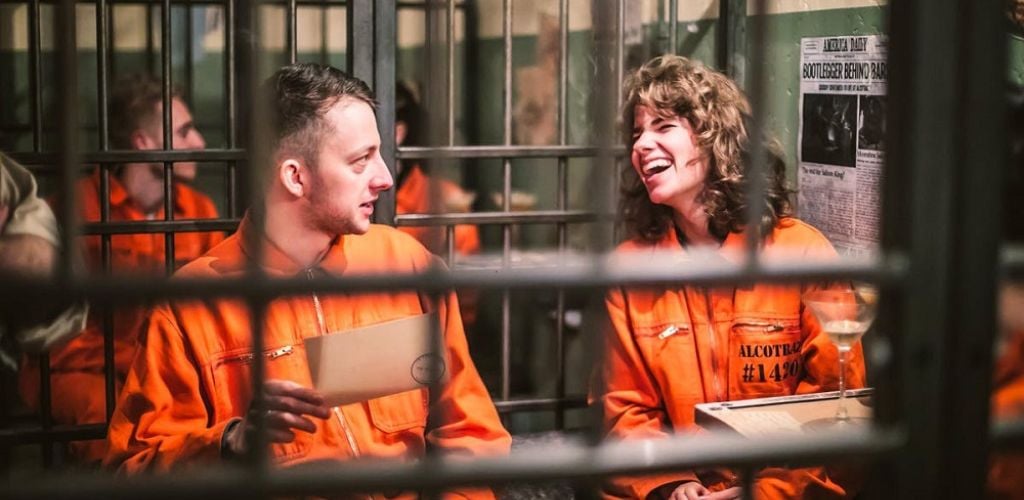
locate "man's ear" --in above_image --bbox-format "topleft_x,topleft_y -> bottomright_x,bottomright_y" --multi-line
395,121 -> 408,146
278,156 -> 308,198
131,129 -> 159,150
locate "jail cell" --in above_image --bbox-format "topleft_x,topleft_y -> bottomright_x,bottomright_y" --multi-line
0,0 -> 1020,498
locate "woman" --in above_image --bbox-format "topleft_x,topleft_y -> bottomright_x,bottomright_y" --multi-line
599,55 -> 866,499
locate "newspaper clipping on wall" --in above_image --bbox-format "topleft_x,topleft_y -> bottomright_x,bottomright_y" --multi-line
797,35 -> 887,257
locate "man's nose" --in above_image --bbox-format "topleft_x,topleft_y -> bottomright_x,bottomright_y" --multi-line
371,156 -> 394,192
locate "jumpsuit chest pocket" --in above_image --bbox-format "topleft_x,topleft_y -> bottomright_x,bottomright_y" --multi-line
729,317 -> 803,397
631,320 -> 703,402
368,389 -> 428,433
207,344 -> 313,460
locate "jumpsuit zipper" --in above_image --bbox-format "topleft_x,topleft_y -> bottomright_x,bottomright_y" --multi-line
307,269 -> 363,459
704,289 -> 725,401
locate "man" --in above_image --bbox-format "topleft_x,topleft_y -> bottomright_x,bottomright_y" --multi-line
0,152 -> 88,371
18,75 -> 223,463
104,64 -> 510,497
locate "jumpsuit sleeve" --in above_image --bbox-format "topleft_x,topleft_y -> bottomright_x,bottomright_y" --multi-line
597,287 -> 700,499
104,306 -> 233,473
425,286 -> 512,500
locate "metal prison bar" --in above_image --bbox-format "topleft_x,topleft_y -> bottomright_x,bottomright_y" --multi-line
0,0 -> 1019,499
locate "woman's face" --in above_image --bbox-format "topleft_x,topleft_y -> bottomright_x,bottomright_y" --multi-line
630,104 -> 709,208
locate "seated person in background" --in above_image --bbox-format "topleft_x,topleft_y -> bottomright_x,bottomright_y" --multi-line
596,55 -> 866,499
18,74 -> 223,464
104,64 -> 510,498
394,80 -> 481,325
0,152 -> 87,371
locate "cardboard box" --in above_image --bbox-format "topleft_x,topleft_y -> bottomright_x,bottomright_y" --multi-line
695,388 -> 874,437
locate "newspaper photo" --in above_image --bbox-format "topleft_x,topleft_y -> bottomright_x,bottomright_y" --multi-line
797,35 -> 887,257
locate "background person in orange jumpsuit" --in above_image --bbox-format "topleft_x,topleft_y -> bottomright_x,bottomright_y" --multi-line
597,55 -> 867,500
104,64 -> 510,498
394,81 -> 481,326
18,74 -> 224,464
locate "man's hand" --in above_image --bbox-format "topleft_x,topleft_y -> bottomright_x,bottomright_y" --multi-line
0,233 -> 56,278
225,379 -> 331,455
669,482 -> 743,500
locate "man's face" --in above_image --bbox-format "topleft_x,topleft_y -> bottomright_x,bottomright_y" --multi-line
138,97 -> 206,181
305,98 -> 394,236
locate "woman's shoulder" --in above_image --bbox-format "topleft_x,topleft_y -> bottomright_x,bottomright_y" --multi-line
771,217 -> 830,243
766,217 -> 836,256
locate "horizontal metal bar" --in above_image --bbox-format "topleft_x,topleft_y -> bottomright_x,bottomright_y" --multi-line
990,418 -> 1024,450
7,149 -> 246,166
398,145 -> 623,160
0,255 -> 907,304
396,210 -> 606,226
0,423 -> 106,446
82,219 -> 240,236
2,427 -> 902,499
494,396 -> 587,413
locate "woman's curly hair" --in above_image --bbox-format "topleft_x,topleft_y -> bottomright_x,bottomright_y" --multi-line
619,55 -> 793,243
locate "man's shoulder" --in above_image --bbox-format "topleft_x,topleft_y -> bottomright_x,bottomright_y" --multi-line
173,233 -> 244,278
174,182 -> 219,217
340,224 -> 433,271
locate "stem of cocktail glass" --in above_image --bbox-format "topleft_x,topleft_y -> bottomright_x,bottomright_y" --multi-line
836,347 -> 850,421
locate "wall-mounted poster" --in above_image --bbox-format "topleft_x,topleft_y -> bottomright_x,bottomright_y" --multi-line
797,35 -> 887,257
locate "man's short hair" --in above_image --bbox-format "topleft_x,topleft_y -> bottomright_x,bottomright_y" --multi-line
260,63 -> 376,168
108,74 -> 183,150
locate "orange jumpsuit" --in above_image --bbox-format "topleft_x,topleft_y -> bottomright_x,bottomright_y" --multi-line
396,164 -> 480,325
104,215 -> 510,499
396,164 -> 480,257
19,170 -> 224,462
989,328 -> 1024,499
600,218 -> 866,499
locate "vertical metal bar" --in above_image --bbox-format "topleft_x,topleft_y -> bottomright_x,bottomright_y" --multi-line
668,0 -> 677,54
347,0 -> 374,86
98,0 -> 114,420
586,0 -> 619,450
100,167 -> 115,421
108,3 -> 117,78
97,0 -> 110,151
286,0 -> 297,64
740,466 -> 755,500
718,0 -> 746,80
29,0 -> 42,151
162,0 -> 176,275
741,0 -> 766,261
375,0 -> 397,225
185,3 -> 195,104
50,0 -> 80,466
890,0 -> 1007,497
236,0 -> 270,471
226,0 -> 238,218
499,0 -> 512,403
553,0 -> 569,430
446,0 -> 455,145
97,0 -> 114,423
